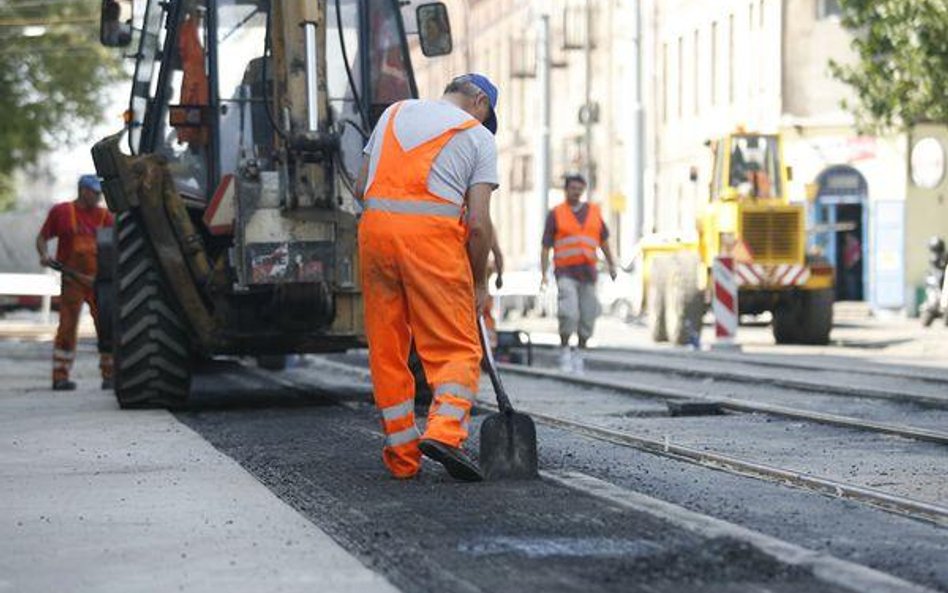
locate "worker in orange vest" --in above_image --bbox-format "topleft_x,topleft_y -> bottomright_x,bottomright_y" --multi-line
355,74 -> 499,482
35,175 -> 115,391
540,174 -> 617,374
176,5 -> 209,147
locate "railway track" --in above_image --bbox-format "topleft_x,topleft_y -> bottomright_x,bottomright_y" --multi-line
572,345 -> 948,406
499,362 -> 948,445
310,355 -> 948,527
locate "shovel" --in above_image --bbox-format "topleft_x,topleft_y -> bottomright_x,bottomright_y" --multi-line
477,315 -> 539,480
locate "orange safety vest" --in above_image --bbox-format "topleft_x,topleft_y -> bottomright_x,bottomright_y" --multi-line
363,102 -> 480,222
552,202 -> 603,269
67,202 -> 106,275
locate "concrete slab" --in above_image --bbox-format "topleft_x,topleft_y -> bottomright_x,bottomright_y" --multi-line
0,378 -> 399,593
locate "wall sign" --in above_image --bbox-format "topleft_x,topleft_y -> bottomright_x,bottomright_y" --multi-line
910,137 -> 945,189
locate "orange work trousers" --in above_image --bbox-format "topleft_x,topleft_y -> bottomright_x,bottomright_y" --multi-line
53,248 -> 113,383
359,213 -> 482,479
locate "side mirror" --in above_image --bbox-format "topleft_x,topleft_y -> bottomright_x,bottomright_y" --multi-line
100,0 -> 133,48
417,3 -> 453,57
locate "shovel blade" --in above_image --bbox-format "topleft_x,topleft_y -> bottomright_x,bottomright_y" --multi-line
479,411 -> 539,481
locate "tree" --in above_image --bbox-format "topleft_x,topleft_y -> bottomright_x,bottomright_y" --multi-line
830,0 -> 948,133
0,1 -> 124,210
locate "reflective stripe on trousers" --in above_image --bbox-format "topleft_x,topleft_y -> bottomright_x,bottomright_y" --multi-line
380,399 -> 414,422
432,382 -> 476,402
385,425 -> 421,448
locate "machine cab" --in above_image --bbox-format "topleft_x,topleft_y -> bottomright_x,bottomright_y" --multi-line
711,132 -> 787,202
103,0 -> 451,204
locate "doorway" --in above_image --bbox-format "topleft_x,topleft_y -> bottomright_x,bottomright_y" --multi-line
811,165 -> 869,302
834,203 -> 864,301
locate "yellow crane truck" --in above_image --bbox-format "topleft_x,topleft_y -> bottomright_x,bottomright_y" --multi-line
638,131 -> 835,346
91,0 -> 454,407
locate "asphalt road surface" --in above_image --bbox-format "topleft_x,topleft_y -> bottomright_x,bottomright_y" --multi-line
1,338 -> 946,592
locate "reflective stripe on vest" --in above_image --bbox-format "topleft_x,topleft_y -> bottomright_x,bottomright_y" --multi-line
363,198 -> 463,219
554,235 -> 599,248
552,202 -> 603,269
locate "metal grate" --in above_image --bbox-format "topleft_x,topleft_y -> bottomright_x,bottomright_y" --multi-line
741,210 -> 801,262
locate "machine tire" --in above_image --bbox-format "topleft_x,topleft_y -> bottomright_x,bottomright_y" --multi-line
94,227 -> 116,355
772,289 -> 834,345
664,253 -> 704,345
257,355 -> 288,371
648,256 -> 670,342
112,211 -> 192,409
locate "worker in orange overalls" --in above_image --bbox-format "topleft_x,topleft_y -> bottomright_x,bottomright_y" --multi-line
355,74 -> 499,482
35,175 -> 114,391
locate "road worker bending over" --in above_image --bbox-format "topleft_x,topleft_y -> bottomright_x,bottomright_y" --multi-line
540,174 -> 617,374
355,74 -> 500,482
36,175 -> 114,391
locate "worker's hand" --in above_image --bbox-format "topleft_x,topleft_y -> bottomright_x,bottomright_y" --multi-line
494,274 -> 503,290
540,273 -> 549,290
475,282 -> 489,313
39,253 -> 51,268
608,263 -> 618,281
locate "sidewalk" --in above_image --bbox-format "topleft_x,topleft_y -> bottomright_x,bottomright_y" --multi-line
0,344 -> 398,593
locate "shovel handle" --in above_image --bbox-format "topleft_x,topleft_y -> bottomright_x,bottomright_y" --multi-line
477,315 -> 514,414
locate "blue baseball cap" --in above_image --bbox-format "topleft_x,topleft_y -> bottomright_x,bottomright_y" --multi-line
456,73 -> 498,134
78,174 -> 102,193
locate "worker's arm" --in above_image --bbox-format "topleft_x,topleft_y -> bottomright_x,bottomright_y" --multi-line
466,183 -> 494,311
353,157 -> 369,204
35,232 -> 50,267
600,241 -> 618,280
491,234 -> 504,289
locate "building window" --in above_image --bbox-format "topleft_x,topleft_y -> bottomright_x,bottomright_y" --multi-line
693,29 -> 700,115
662,42 -> 668,122
511,154 -> 534,191
817,0 -> 842,19
749,4 -> 755,99
728,13 -> 735,104
710,21 -> 718,105
677,36 -> 684,119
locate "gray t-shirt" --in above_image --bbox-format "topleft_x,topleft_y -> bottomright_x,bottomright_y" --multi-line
362,99 -> 499,205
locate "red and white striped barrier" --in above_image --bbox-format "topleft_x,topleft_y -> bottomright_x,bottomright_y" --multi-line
712,256 -> 740,350
735,262 -> 810,287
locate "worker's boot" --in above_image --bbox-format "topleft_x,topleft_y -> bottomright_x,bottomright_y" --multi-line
53,379 -> 77,391
418,439 -> 483,482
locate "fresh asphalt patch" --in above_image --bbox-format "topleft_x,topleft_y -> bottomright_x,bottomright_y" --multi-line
176,383 -> 857,593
